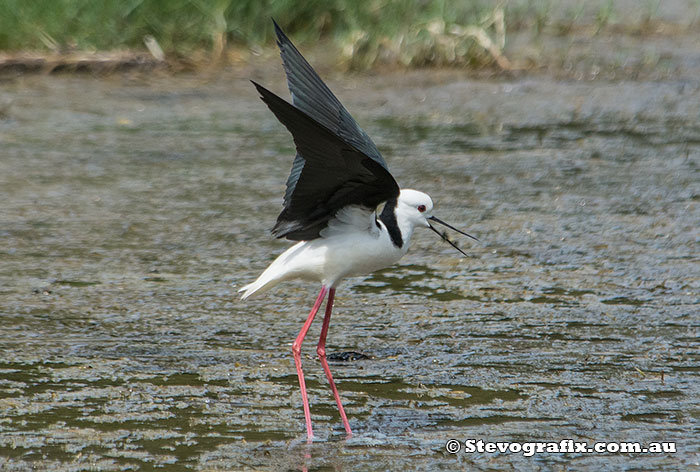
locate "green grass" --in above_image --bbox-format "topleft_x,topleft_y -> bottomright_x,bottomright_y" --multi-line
0,0 -> 697,69
0,0 -> 504,67
0,0 -> 493,48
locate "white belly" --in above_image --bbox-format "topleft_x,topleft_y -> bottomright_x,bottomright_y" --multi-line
239,212 -> 415,299
324,233 -> 406,281
280,230 -> 407,287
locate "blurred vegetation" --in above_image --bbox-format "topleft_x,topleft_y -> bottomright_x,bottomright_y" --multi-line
0,0 -> 698,69
0,0 -> 510,68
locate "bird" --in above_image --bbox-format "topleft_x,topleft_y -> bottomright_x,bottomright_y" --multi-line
239,20 -> 477,441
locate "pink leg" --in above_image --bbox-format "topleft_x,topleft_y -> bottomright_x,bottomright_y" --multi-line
292,286 -> 328,442
316,288 -> 353,436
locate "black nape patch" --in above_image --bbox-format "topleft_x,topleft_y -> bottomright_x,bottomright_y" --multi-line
379,198 -> 403,248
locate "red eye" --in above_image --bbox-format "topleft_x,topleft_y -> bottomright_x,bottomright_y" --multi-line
417,205 -> 426,213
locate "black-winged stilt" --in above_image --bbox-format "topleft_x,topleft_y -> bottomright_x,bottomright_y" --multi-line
240,20 -> 476,441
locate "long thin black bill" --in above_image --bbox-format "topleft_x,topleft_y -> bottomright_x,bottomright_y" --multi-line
428,223 -> 470,257
428,216 -> 479,241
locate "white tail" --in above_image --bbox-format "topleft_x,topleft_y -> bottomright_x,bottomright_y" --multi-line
239,241 -> 309,299
238,273 -> 282,299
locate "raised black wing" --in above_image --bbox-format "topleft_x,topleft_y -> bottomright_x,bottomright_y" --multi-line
252,82 -> 399,240
273,19 -> 388,167
253,21 -> 399,241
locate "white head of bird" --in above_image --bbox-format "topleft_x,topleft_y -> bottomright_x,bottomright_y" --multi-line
386,189 -> 435,248
393,189 -> 475,257
239,19 -> 478,442
397,189 -> 433,226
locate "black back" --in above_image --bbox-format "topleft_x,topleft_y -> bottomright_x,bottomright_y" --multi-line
253,20 -> 399,241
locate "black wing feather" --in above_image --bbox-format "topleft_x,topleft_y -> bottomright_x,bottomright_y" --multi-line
273,19 -> 388,169
253,21 -> 399,241
252,82 -> 399,240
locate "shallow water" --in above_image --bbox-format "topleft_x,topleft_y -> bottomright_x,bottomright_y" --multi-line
0,60 -> 699,470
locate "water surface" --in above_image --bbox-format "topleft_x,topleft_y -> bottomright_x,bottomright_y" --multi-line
0,60 -> 698,470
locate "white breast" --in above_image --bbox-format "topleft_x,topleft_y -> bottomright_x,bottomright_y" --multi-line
239,205 -> 409,298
